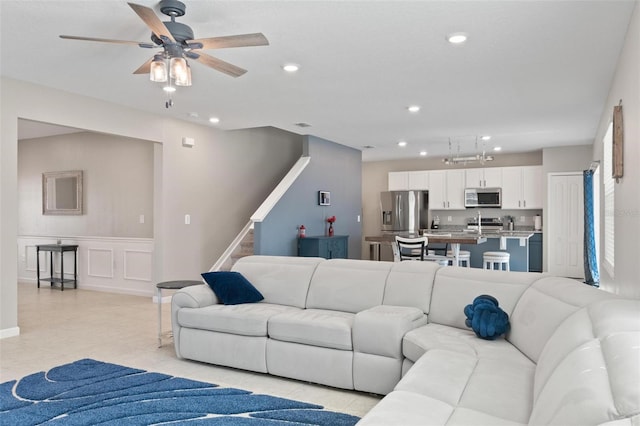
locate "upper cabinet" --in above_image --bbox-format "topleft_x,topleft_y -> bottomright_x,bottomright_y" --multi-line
429,170 -> 465,210
501,166 -> 543,209
408,171 -> 429,190
465,168 -> 502,188
388,172 -> 409,190
388,171 -> 429,190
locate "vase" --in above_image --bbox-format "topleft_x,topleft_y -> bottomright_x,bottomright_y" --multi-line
328,223 -> 334,237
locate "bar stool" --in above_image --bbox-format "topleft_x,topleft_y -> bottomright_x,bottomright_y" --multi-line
447,250 -> 471,267
483,251 -> 510,271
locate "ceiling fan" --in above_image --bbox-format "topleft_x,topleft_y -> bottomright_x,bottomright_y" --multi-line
60,0 -> 268,107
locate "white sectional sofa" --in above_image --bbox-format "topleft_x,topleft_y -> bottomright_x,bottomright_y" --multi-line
171,255 -> 640,425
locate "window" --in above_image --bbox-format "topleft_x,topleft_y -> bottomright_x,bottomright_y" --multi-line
603,123 -> 615,277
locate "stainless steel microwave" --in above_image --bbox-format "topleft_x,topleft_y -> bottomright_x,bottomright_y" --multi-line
464,188 -> 502,208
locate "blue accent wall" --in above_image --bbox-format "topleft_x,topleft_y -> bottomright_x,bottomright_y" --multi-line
254,135 -> 362,258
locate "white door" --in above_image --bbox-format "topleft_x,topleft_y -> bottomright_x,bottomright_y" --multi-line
501,167 -> 522,209
446,170 -> 466,209
388,172 -> 409,190
548,174 -> 584,278
429,171 -> 446,209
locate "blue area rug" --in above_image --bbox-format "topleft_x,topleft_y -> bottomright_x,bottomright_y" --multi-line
0,359 -> 360,425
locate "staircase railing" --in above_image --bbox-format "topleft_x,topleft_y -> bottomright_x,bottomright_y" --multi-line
209,156 -> 311,271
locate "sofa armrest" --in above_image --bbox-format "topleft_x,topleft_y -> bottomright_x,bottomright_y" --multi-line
353,305 -> 428,359
172,284 -> 219,309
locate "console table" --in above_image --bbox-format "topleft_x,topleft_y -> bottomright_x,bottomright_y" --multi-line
36,244 -> 79,291
298,235 -> 349,259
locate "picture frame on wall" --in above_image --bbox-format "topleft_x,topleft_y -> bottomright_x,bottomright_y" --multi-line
612,101 -> 624,182
318,191 -> 330,206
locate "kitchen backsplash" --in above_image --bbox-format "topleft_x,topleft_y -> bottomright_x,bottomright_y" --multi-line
430,209 -> 543,229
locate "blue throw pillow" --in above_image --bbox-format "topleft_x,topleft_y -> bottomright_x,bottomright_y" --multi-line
201,271 -> 264,305
463,294 -> 510,340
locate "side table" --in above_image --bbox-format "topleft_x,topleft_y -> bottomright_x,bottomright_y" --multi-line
36,244 -> 79,291
156,280 -> 202,347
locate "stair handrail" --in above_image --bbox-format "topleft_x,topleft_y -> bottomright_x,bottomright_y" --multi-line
209,156 -> 311,271
250,156 -> 310,222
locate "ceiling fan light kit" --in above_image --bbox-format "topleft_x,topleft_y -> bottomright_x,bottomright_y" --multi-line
59,0 -> 269,108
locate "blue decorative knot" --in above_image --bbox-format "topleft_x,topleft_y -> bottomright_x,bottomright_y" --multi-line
464,294 -> 510,340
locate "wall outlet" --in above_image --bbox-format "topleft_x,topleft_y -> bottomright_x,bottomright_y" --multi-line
139,214 -> 145,224
185,214 -> 191,225
447,216 -> 452,222
357,215 -> 361,223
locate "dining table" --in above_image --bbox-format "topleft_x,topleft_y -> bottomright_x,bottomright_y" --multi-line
364,232 -> 487,266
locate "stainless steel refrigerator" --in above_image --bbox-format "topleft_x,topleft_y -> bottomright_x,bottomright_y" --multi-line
380,190 -> 429,233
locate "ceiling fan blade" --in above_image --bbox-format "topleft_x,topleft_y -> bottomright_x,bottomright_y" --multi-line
133,58 -> 153,75
60,35 -> 155,48
190,33 -> 269,50
193,52 -> 247,77
128,2 -> 175,43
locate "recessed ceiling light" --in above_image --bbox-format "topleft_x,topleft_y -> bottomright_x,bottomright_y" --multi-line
398,141 -> 408,147
447,33 -> 468,44
163,86 -> 176,93
419,151 -> 428,156
209,117 -> 220,124
188,112 -> 199,118
283,64 -> 299,72
481,135 -> 492,141
493,146 -> 502,152
407,105 -> 420,113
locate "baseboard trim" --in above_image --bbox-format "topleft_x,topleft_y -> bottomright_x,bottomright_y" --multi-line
0,327 -> 20,339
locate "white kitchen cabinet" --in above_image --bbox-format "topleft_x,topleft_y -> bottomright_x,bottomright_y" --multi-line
502,166 -> 542,209
465,168 -> 502,188
388,172 -> 409,190
429,170 -> 465,209
407,171 -> 429,190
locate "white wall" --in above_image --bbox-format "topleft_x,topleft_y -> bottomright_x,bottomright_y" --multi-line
1,78 -> 303,336
591,1 -> 640,297
18,131 -> 155,238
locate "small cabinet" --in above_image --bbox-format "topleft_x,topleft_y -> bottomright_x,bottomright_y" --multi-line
528,233 -> 543,272
502,166 -> 542,209
465,168 -> 502,188
429,170 -> 465,210
388,172 -> 409,190
298,235 -> 349,259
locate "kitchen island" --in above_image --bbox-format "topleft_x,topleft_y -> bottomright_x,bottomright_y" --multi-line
365,232 -> 487,266
365,231 -> 538,272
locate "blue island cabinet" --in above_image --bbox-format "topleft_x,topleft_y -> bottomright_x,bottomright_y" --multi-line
298,235 -> 348,259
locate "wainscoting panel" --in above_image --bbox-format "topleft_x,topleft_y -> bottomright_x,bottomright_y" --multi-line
87,248 -> 114,279
124,250 -> 153,281
18,236 -> 155,297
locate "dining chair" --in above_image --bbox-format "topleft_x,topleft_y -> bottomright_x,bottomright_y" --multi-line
394,236 -> 428,261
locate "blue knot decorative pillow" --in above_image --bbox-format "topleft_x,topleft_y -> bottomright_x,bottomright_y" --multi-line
201,271 -> 264,305
464,295 -> 510,340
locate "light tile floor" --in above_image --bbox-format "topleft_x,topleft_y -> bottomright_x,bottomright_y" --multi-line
0,282 -> 380,417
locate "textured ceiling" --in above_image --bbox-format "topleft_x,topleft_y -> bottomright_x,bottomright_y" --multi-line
1,1 -> 635,161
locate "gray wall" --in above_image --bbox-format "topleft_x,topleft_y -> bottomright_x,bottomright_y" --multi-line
18,131 -> 154,238
590,2 -> 640,298
255,135 -> 363,259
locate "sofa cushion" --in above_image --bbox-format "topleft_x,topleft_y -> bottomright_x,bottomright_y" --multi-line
383,261 -> 440,313
428,267 -> 538,330
528,299 -> 640,425
177,303 -> 300,337
396,349 -> 534,424
268,308 -> 355,350
201,271 -> 264,305
403,323 -> 533,366
507,276 -> 614,363
353,305 -> 427,359
356,390 -> 454,426
231,255 -> 324,308
306,259 -> 391,313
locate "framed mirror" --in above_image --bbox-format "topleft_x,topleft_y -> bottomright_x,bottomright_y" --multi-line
42,170 -> 83,215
